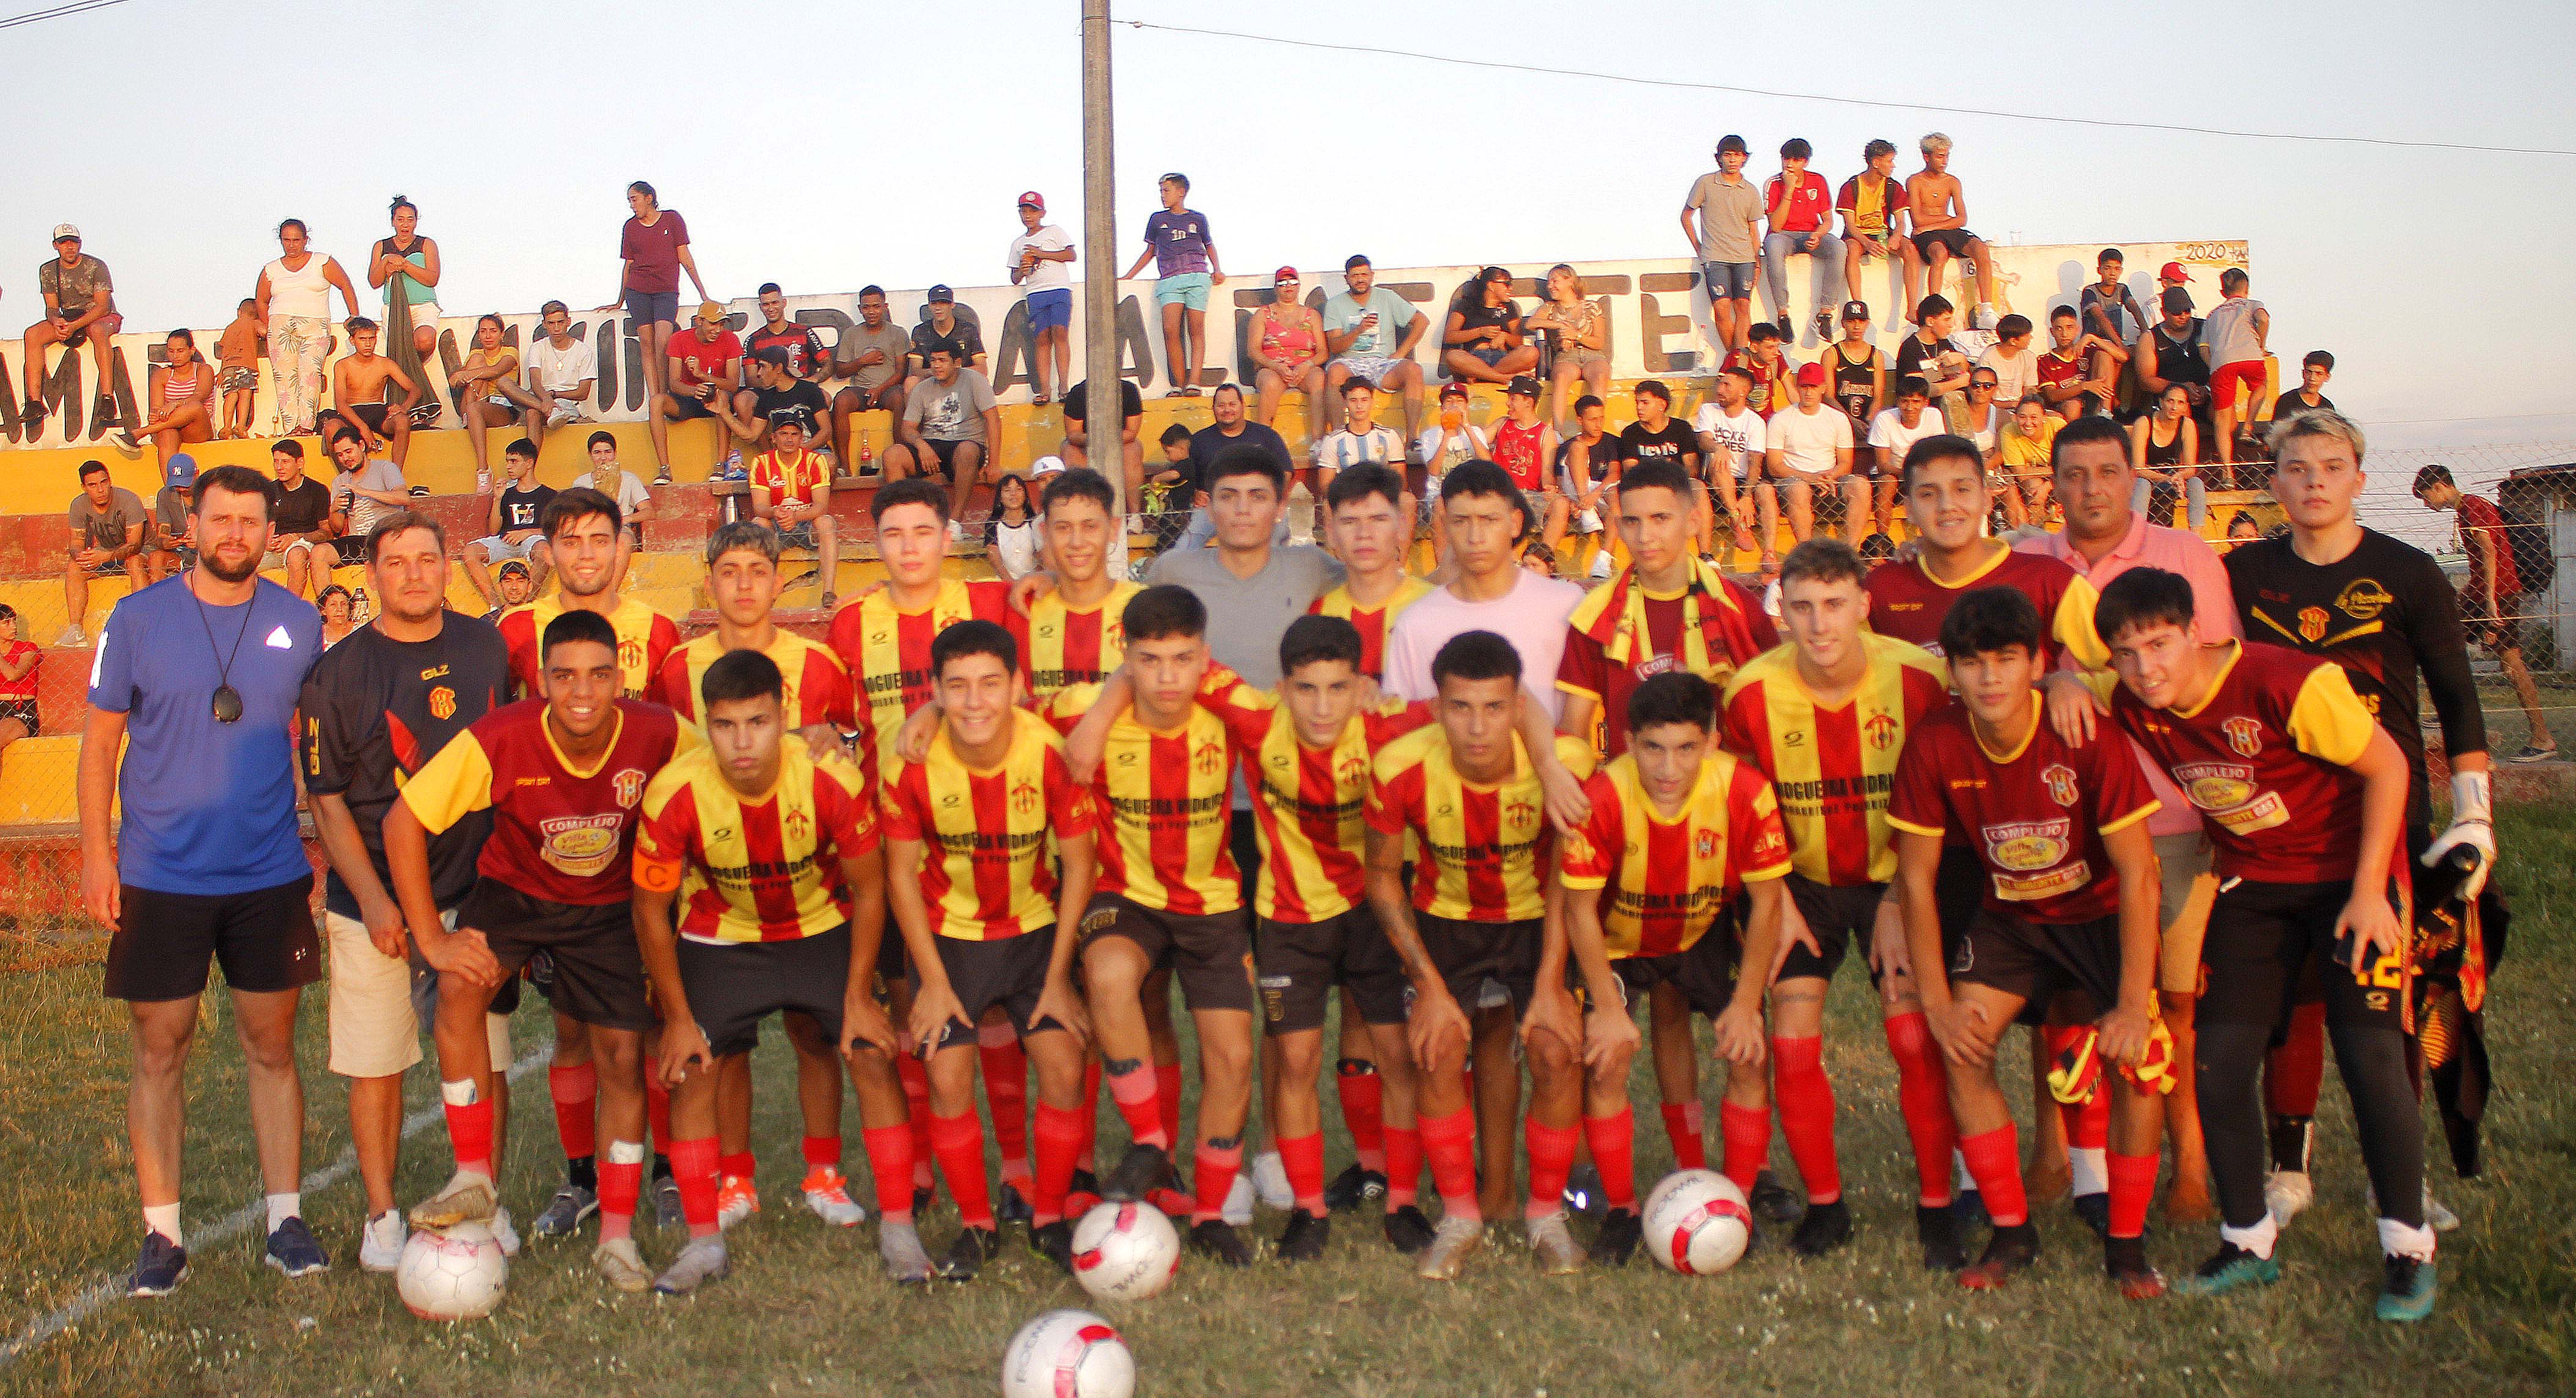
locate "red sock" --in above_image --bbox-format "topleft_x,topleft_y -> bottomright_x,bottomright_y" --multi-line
800,1135 -> 841,1173
897,1054 -> 935,1189
1032,1103 -> 1086,1227
645,1078 -> 671,1154
547,1061 -> 598,1161
1191,1141 -> 1243,1224
2266,1000 -> 2326,1119
979,1034 -> 1031,1185
1958,1124 -> 2030,1226
1155,1063 -> 1184,1150
1718,1100 -> 1771,1197
1277,1130 -> 1326,1217
719,1151 -> 755,1183
1383,1125 -> 1423,1209
1770,1036 -> 1841,1205
860,1124 -> 916,1226
1077,1061 -> 1103,1172
671,1136 -> 722,1239
1659,1100 -> 1708,1171
1336,1062 -> 1386,1173
1883,1012 -> 1959,1206
2107,1151 -> 2157,1240
1104,1061 -> 1169,1151
1584,1108 -> 1638,1212
598,1151 -> 643,1242
1419,1107 -> 1480,1221
1525,1118 -> 1581,1220
929,1111 -> 994,1231
444,1096 -> 496,1177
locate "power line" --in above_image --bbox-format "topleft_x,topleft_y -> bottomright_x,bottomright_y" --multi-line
1124,20 -> 2576,159
0,0 -> 138,33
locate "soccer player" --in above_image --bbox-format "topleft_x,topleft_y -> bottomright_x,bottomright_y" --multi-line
1364,631 -> 1607,1279
392,609 -> 693,1292
1023,468 -> 1141,704
631,650 -> 909,1291
1865,436 -> 2102,665
1719,538 -> 1960,1264
882,621 -> 1102,1278
1559,671 -> 1793,1263
2093,567 -> 2435,1321
1889,587 -> 2167,1296
1309,463 -> 1433,683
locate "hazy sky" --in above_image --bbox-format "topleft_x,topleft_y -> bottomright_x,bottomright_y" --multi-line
8,0 -> 2572,463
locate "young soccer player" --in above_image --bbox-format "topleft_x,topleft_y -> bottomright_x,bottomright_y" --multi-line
631,650 -> 907,1291
1719,538 -> 1961,1264
1889,587 -> 2168,1297
391,610 -> 692,1292
1559,671 -> 1793,1263
1022,468 -> 1142,704
2093,566 -> 2434,1321
1309,463 -> 1433,682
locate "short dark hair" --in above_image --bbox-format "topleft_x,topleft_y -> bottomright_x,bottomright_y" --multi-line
586,430 -> 617,452
1898,434 -> 1985,493
1719,367 -> 1756,390
2049,304 -> 2079,322
541,486 -> 622,539
1157,422 -> 1193,448
1618,458 -> 1692,505
2303,350 -> 2335,371
1204,445 -> 1286,498
343,316 -> 376,334
870,475 -> 951,523
1917,293 -> 1954,321
2098,247 -> 2124,264
1325,461 -> 1405,513
1779,537 -> 1865,590
758,282 -> 783,298
2219,268 -> 2249,292
701,647 -> 785,709
1626,671 -> 1718,736
1895,375 -> 1931,400
1633,378 -> 1671,405
1747,322 -> 1780,343
1042,466 -> 1116,517
1340,378 -> 1376,398
2412,463 -> 2455,496
1864,137 -> 1898,161
271,439 -> 304,461
1430,630 -> 1521,688
1995,314 -> 2031,340
931,618 -> 1019,678
1279,614 -> 1363,677
705,519 -> 781,565
1572,394 -> 1603,415
1780,137 -> 1812,161
1939,586 -> 2045,661
1122,584 -> 1207,645
859,284 -> 885,300
1436,459 -> 1531,540
540,299 -> 568,318
540,607 -> 619,664
331,425 -> 365,448
505,437 -> 538,462
2092,566 -> 2197,646
2050,415 -> 2131,474
194,464 -> 278,521
77,459 -> 108,481
362,510 -> 445,561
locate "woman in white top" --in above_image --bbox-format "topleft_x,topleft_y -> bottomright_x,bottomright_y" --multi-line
254,219 -> 362,436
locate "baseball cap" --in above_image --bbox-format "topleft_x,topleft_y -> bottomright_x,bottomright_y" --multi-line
2159,287 -> 2194,315
166,453 -> 197,488
1716,134 -> 1748,155
2159,262 -> 2191,283
928,284 -> 954,303
1794,362 -> 1828,387
692,301 -> 726,326
1017,191 -> 1045,211
1839,299 -> 1871,321
51,223 -> 79,243
1030,455 -> 1066,477
496,558 -> 531,580
1438,381 -> 1469,401
1506,375 -> 1542,398
1273,266 -> 1299,286
752,345 -> 792,368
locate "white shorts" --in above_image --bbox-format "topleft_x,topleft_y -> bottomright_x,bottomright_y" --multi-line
395,301 -> 441,328
473,534 -> 543,565
542,397 -> 585,425
326,908 -> 514,1079
1332,355 -> 1405,387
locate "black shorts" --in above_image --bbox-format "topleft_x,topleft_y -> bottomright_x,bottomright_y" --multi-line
1951,909 -> 2123,1011
1610,929 -> 1741,1020
1256,906 -> 1408,1036
1413,912 -> 1540,1017
104,873 -> 318,1001
680,924 -> 853,1058
1080,893 -> 1254,1014
912,929 -> 1072,1051
347,402 -> 395,434
1777,874 -> 1890,983
667,393 -> 717,422
0,697 -> 37,733
456,879 -> 652,1031
1912,228 -> 1978,259
918,437 -> 979,477
2461,595 -> 2521,652
2200,879 -> 2406,1034
877,925 -> 909,984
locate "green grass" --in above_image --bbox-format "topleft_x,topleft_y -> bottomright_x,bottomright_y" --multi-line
5,810 -> 2575,1396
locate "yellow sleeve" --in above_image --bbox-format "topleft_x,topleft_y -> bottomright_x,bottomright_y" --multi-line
2287,664 -> 2377,768
397,728 -> 496,836
1552,733 -> 1600,781
2054,576 -> 2110,672
671,722 -> 704,757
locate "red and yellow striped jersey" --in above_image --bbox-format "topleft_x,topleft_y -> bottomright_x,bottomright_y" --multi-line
1720,634 -> 1951,886
1558,750 -> 1791,958
631,742 -> 878,943
1557,561 -> 1780,756
1024,581 -> 1140,703
1042,683 -> 1243,915
1195,674 -> 1435,923
656,629 -> 857,735
879,710 -> 1098,940
1862,544 -> 2106,668
1309,576 -> 1436,681
1367,728 -> 1598,923
496,595 -> 682,701
825,577 -> 1017,770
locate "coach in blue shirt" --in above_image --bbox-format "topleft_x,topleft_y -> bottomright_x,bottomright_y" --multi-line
79,462 -> 326,1298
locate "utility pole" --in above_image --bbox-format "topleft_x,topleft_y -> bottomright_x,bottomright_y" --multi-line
1081,0 -> 1125,561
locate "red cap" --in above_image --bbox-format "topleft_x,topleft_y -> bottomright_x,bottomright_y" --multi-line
1273,266 -> 1300,285
1017,191 -> 1045,211
1794,361 -> 1828,387
2159,260 -> 2190,282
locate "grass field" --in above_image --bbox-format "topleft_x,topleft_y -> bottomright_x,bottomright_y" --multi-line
2,809 -> 2572,1397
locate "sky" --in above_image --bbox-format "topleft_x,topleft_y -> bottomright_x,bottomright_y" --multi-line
7,0 -> 2573,492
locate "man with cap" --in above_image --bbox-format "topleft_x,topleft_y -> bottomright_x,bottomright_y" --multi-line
145,454 -> 200,577
906,285 -> 989,394
2133,287 -> 2212,434
722,348 -> 832,463
1008,193 -> 1077,405
653,302 -> 745,485
1682,136 -> 1765,356
1491,375 -> 1568,554
1764,362 -> 1866,546
488,558 -> 536,620
1320,255 -> 1427,441
21,224 -> 125,431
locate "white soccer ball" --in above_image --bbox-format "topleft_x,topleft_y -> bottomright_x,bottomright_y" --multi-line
1641,1168 -> 1752,1275
395,1221 -> 508,1321
1070,1199 -> 1181,1302
1000,1308 -> 1135,1398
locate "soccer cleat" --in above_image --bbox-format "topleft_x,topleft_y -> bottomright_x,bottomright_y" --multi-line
1952,1187 -> 1990,1231
1251,1150 -> 1295,1211
592,1237 -> 653,1293
802,1167 -> 867,1228
359,1210 -> 406,1273
1191,1218 -> 1255,1267
1278,1209 -> 1329,1263
489,1205 -> 521,1257
652,1234 -> 730,1295
1030,1220 -> 1075,1273
1749,1169 -> 1803,1224
1102,1142 -> 1173,1202
1064,1187 -> 1103,1220
2107,1235 -> 2166,1298
2173,1241 -> 2282,1297
993,1181 -> 1033,1228
1957,1221 -> 2040,1290
935,1225 -> 1001,1281
1068,1167 -> 1101,1200
1528,1210 -> 1584,1275
1789,1199 -> 1852,1257
532,1182 -> 599,1238
879,1220 -> 934,1284
409,1169 -> 497,1231
1223,1173 -> 1256,1227
1916,1202 -> 1969,1272
1590,1207 -> 1642,1266
1417,1215 -> 1485,1280
2072,1191 -> 2112,1241
1324,1164 -> 1386,1213
126,1232 -> 188,1298
1384,1204 -> 1436,1256
2263,1169 -> 2313,1230
651,1171 -> 685,1229
2376,1254 -> 2438,1322
717,1174 -> 759,1229
1562,1163 -> 1605,1218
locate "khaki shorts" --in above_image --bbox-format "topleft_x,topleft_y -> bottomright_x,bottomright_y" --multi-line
2152,830 -> 2217,994
326,909 -> 514,1078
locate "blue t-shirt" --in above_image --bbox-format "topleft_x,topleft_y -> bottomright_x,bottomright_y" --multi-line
1142,208 -> 1212,277
89,576 -> 321,895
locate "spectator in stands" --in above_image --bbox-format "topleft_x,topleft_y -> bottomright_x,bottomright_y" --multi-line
317,584 -> 357,648
447,313 -> 520,493
1691,368 -> 1766,559
519,301 -> 598,450
266,439 -> 338,598
1867,375 -> 1944,536
216,299 -> 261,440
0,604 -> 37,760
1300,376 -> 1406,507
2038,304 -> 2123,421
905,284 -> 988,390
886,345 -> 1000,540
1122,172 -> 1224,395
1061,375 -> 1146,530
1893,294 -> 1970,402
1903,134 -> 1997,329
750,417 -> 842,610
830,285 -> 910,469
465,438 -> 554,610
1722,320 -> 1794,419
655,301 -> 743,483
491,558 -> 534,615
1837,139 -> 1921,312
1557,393 -> 1622,567
1246,268 -> 1328,439
599,180 -> 710,436
1766,362 -> 1865,546
2080,247 -> 2150,358
1440,267 -> 1535,386
1008,192 -> 1076,404
572,431 -> 653,593
2275,349 -> 2336,420
365,196 -> 442,367
2414,463 -> 2555,761
2129,382 -> 2206,529
723,346 -> 832,464
1824,299 -> 1886,434
114,329 -> 218,470
1681,134 -> 1763,354
1490,376 -> 1567,553
984,471 -> 1042,581
22,224 -> 125,431
1977,313 -> 2038,403
255,219 -> 364,437
2000,395 -> 2060,521
61,459 -> 152,645
1413,381 -> 1488,486
2222,510 -> 2262,549
1528,263 -> 1610,430
1178,383 -> 1295,547
2132,287 -> 2211,433
327,425 -> 409,549
324,318 -> 421,470
145,454 -> 197,577
1151,424 -> 1195,508
1763,138 -> 1846,344
2201,268 -> 2269,474
1321,254 -> 1427,440
746,283 -> 829,381
1945,367 -> 2007,488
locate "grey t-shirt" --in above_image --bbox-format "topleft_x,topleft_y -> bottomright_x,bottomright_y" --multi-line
153,486 -> 191,546
903,369 -> 998,444
1320,288 -> 1418,359
333,459 -> 407,540
1146,541 -> 1347,808
1686,172 -> 1765,263
840,322 -> 912,396
70,486 -> 149,554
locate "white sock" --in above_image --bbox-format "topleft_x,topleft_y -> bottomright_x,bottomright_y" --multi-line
142,1203 -> 181,1247
2377,1216 -> 2437,1263
266,1193 -> 301,1232
1952,1149 -> 1974,1195
2219,1211 -> 2279,1259
606,1138 -> 646,1166
439,1077 -> 480,1106
2069,1147 -> 2109,1199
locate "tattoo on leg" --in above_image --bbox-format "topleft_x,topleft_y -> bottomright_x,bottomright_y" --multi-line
1204,1135 -> 1241,1151
1105,1057 -> 1143,1075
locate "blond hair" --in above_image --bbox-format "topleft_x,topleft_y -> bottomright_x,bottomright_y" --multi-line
2267,407 -> 2366,464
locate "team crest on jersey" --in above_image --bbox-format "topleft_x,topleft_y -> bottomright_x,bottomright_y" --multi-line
1504,797 -> 1539,835
2335,578 -> 2394,621
613,767 -> 648,809
1863,711 -> 1900,751
427,685 -> 456,721
1011,778 -> 1041,816
1337,755 -> 1369,788
1193,739 -> 1225,777
2041,763 -> 2079,807
1559,827 -> 1594,865
618,638 -> 643,673
2222,717 -> 2264,758
2297,606 -> 2330,643
783,805 -> 812,841
1694,830 -> 1719,860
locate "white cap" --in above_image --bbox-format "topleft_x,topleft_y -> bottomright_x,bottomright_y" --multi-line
51,223 -> 79,242
1030,454 -> 1066,477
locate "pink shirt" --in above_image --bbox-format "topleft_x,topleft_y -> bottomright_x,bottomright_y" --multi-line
2018,514 -> 2241,838
1384,569 -> 1587,723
